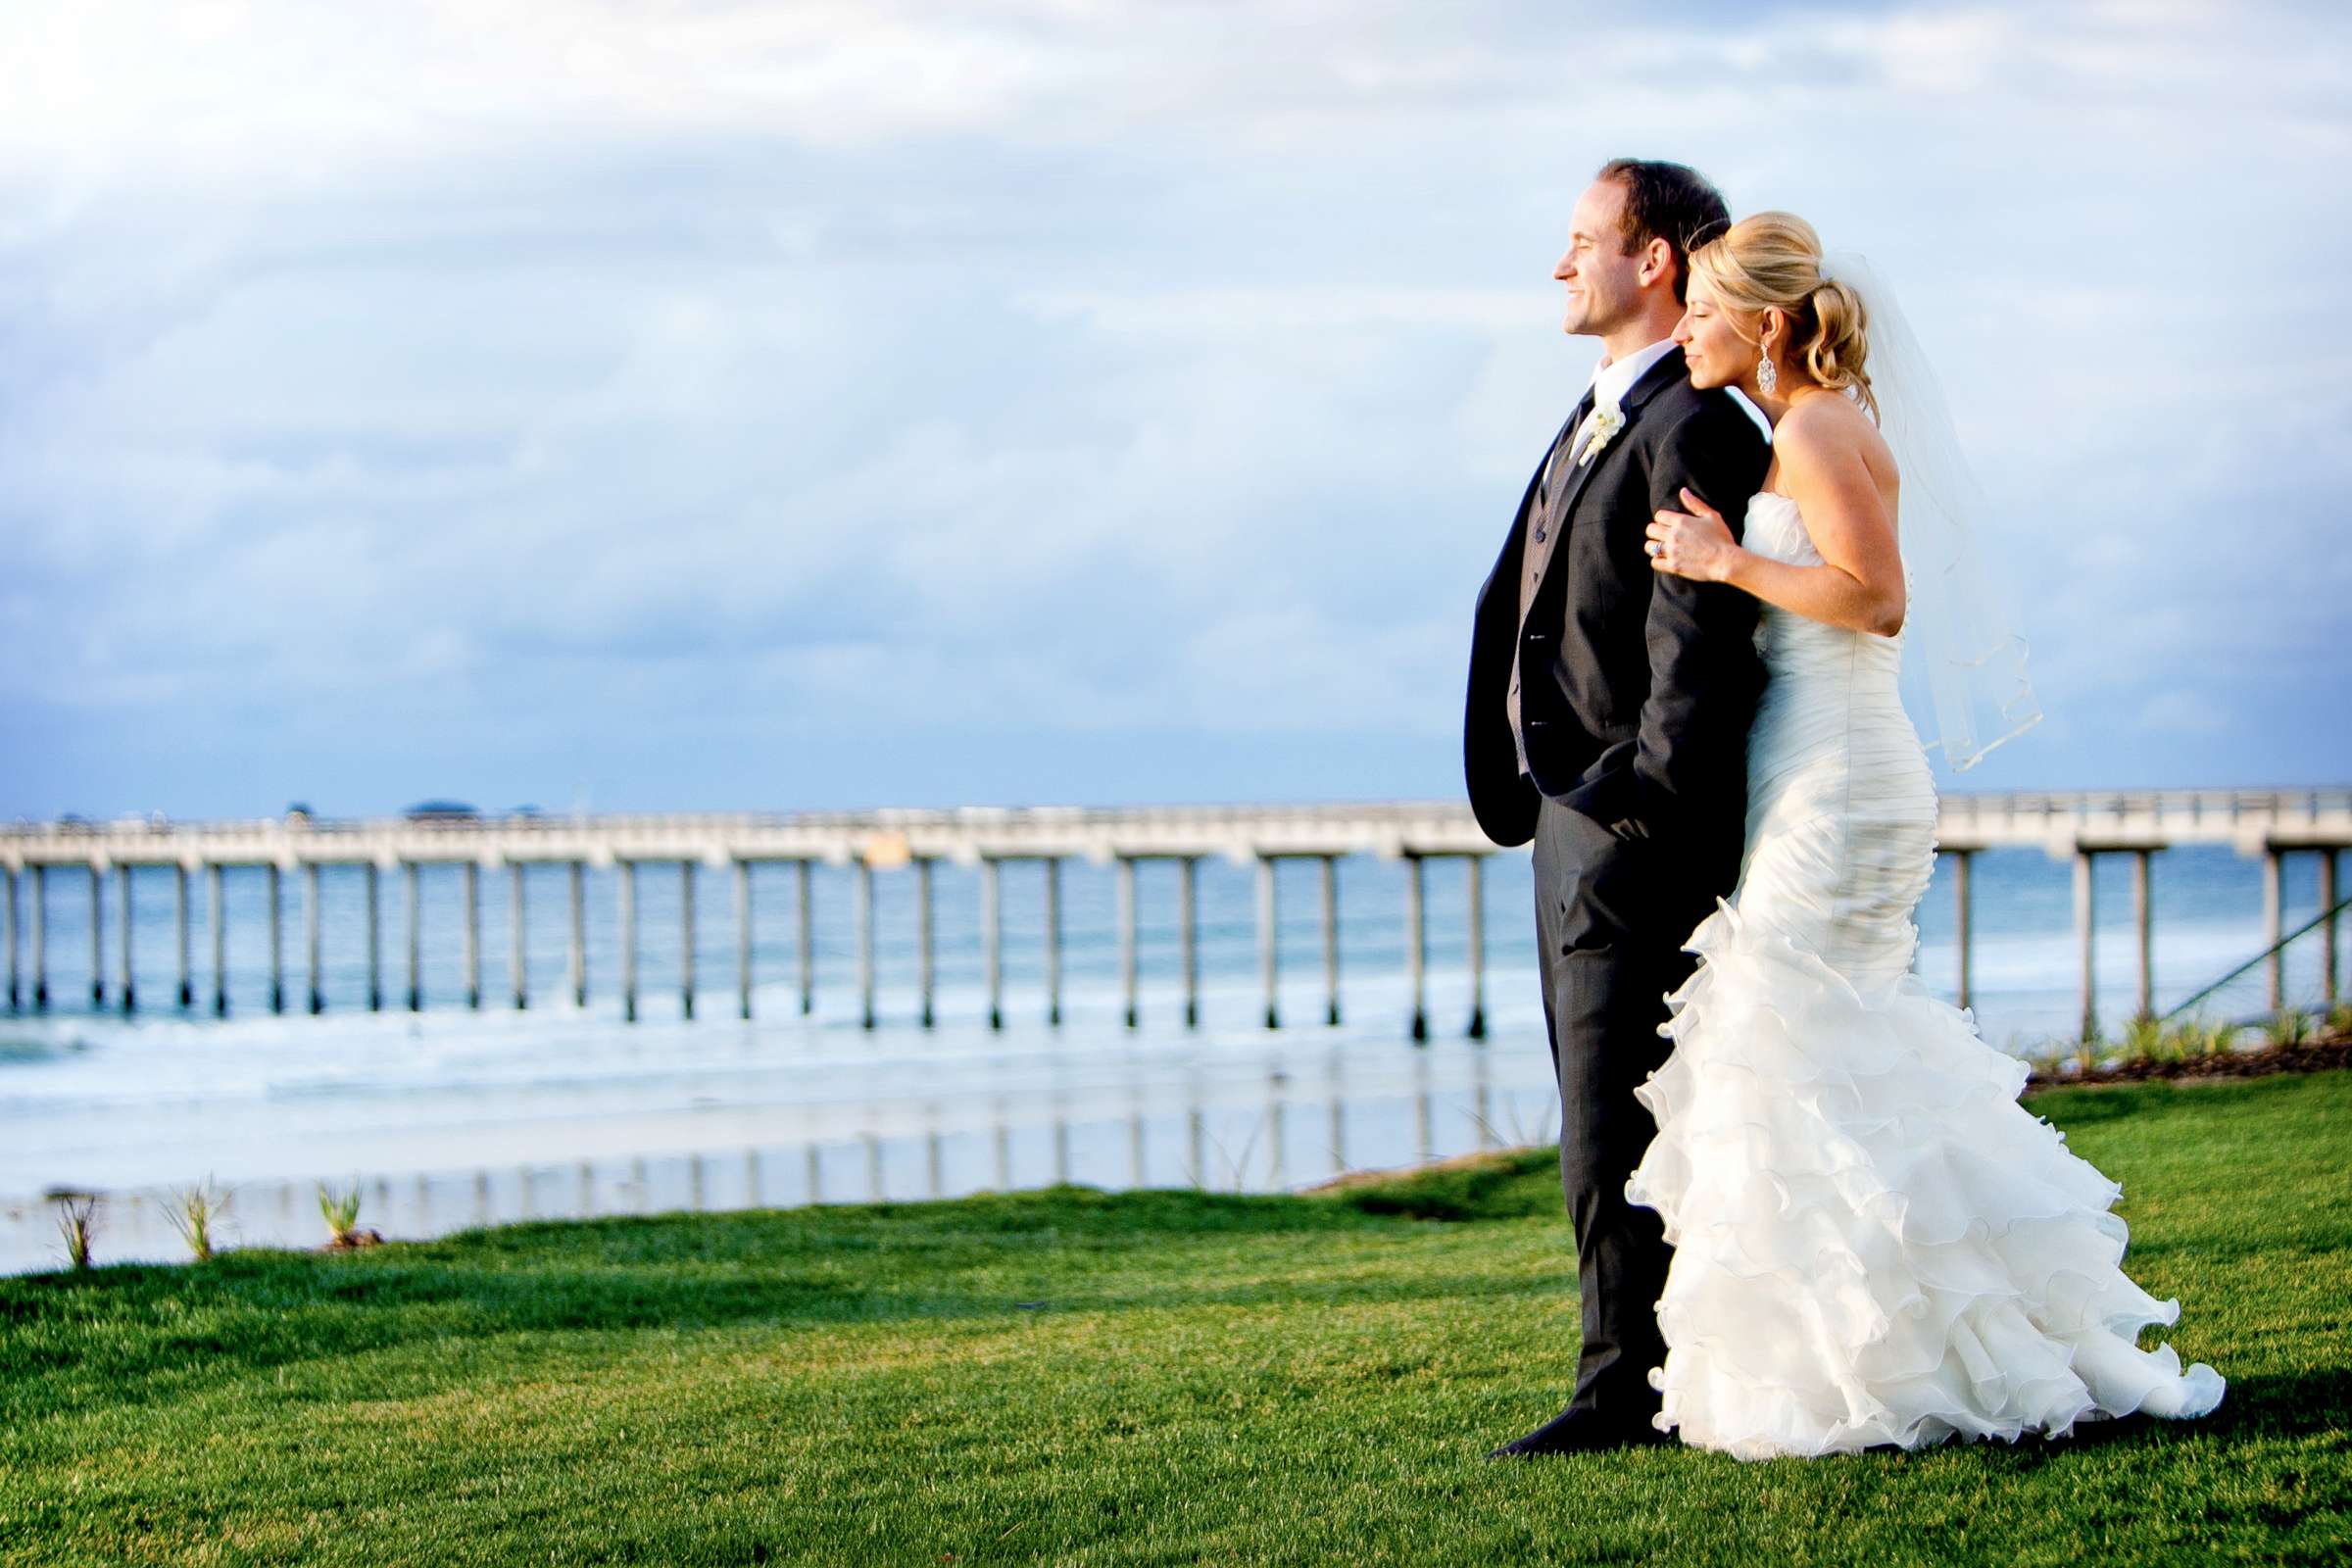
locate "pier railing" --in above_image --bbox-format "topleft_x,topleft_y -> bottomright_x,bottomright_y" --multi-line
4,789 -> 2347,1040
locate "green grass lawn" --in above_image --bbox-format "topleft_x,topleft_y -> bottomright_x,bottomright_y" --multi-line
4,1071 -> 2348,1566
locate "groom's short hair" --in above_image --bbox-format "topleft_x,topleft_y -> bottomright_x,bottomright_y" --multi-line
1594,158 -> 1730,304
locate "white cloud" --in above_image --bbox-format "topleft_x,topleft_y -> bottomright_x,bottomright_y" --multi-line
2136,689 -> 2229,736
4,0 -> 2350,812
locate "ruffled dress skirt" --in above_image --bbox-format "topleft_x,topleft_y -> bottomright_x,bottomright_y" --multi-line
1622,547 -> 2225,1460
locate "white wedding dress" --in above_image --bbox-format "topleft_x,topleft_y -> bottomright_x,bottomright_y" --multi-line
1622,490 -> 2227,1461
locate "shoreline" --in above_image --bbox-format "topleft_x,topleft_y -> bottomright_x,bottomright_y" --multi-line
1299,1034 -> 2352,1197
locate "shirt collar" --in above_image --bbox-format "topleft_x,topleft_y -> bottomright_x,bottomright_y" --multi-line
1586,337 -> 1679,410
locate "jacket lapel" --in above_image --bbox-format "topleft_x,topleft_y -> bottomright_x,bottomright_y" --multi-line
1487,401 -> 1582,585
1527,345 -> 1690,589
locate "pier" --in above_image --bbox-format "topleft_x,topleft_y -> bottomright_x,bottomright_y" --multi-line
1934,789 -> 2352,1037
3,789 -> 2346,1039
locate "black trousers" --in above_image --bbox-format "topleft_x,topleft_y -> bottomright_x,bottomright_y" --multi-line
1530,793 -> 1717,1428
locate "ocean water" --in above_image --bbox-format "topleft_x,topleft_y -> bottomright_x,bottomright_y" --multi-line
2,840 -> 2341,1275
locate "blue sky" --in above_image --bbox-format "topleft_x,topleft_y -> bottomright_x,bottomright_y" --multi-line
4,0 -> 2348,819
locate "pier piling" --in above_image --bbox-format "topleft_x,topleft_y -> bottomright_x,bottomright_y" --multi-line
177,864 -> 196,1009
4,866 -> 16,1010
1320,855 -> 1340,1027
1180,856 -> 1200,1029
795,859 -> 813,1015
118,863 -> 135,1014
30,864 -> 45,1011
88,865 -> 104,1009
981,857 -> 1003,1031
680,861 -> 696,1021
365,863 -> 381,1010
405,862 -> 422,1011
1045,857 -> 1063,1028
1256,855 -> 1279,1030
2073,851 -> 2095,1041
916,857 -> 935,1029
2132,849 -> 2154,1020
2263,847 -> 2283,1012
735,859 -> 753,1021
619,860 -> 638,1023
1405,854 -> 1428,1043
856,857 -> 875,1030
267,863 -> 283,1014
209,863 -> 225,1015
462,860 -> 481,1010
1117,857 -> 1138,1029
2324,850 -> 2340,1003
1466,855 -> 1487,1040
568,861 -> 587,1007
304,862 -> 322,1014
511,861 -> 528,1010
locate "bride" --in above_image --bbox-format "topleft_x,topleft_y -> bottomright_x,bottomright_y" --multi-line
1630,212 -> 2227,1460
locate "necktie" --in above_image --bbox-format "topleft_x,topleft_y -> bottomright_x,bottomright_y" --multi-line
1540,386 -> 1599,511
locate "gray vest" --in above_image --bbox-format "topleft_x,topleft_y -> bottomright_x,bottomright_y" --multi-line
1504,388 -> 1597,777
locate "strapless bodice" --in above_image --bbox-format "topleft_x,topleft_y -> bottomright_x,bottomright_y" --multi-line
1741,490 -> 1907,680
1731,488 -> 1935,983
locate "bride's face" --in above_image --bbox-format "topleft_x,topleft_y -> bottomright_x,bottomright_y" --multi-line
1673,278 -> 1759,393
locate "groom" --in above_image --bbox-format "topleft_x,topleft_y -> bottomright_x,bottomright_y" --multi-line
1463,159 -> 1772,1455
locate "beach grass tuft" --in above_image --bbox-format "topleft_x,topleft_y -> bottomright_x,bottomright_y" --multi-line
164,1176 -> 229,1263
2193,1016 -> 2240,1058
315,1177 -> 364,1247
2267,1006 -> 2313,1049
2073,1020 -> 2104,1074
44,1192 -> 97,1273
2120,1010 -> 2171,1064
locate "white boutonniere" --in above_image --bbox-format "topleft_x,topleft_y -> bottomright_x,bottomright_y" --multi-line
1576,400 -> 1625,466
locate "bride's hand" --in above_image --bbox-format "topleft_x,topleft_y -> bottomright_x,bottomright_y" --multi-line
1646,488 -> 1742,583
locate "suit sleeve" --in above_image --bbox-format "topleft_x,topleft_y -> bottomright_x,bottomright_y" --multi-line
1618,396 -> 1772,843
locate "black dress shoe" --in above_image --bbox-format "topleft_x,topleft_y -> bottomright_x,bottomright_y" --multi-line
2028,1409 -> 2162,1450
1487,1406 -> 1673,1458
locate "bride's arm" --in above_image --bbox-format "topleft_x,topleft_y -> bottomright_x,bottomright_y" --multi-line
1645,415 -> 1906,638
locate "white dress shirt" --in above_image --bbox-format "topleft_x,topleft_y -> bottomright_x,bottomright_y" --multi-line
1547,338 -> 1775,493
1564,337 -> 1680,469
1585,337 -> 1681,428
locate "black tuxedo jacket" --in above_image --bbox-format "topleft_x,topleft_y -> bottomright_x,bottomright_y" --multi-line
1462,347 -> 1772,869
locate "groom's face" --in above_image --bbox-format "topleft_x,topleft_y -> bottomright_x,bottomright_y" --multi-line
1553,179 -> 1644,337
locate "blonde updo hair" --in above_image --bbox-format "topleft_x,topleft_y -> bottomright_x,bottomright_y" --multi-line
1687,212 -> 1876,422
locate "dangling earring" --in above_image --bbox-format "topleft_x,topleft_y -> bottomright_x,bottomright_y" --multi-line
1756,347 -> 1778,396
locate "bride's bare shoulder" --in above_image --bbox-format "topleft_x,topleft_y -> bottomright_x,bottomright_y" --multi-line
1770,394 -> 1896,488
